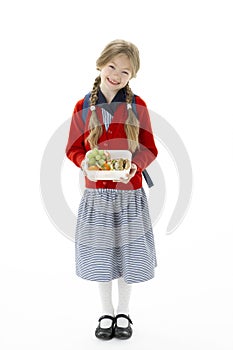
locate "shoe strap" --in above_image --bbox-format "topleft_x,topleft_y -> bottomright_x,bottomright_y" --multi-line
98,315 -> 115,323
115,314 -> 133,325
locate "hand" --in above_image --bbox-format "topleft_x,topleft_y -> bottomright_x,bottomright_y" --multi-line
81,159 -> 97,182
81,159 -> 87,175
113,163 -> 137,184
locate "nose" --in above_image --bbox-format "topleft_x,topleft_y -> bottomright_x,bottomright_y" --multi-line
112,70 -> 120,81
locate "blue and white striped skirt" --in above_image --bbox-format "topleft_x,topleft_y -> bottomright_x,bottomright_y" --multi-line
75,187 -> 157,284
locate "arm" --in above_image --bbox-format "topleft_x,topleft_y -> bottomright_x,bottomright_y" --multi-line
65,99 -> 86,168
132,96 -> 158,171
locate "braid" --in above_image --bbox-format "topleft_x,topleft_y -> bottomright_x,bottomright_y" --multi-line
124,83 -> 140,153
86,76 -> 103,149
125,83 -> 133,104
89,76 -> 100,106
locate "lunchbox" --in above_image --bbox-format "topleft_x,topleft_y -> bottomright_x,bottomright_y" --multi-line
84,149 -> 132,181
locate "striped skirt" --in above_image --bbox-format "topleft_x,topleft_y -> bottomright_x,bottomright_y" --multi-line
75,187 -> 157,284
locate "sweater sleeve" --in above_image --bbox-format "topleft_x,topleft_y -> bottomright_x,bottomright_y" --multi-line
65,99 -> 86,168
132,96 -> 158,171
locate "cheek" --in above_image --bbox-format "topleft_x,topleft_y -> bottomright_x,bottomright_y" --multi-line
100,68 -> 108,79
122,77 -> 130,85
103,67 -> 111,76
123,72 -> 132,83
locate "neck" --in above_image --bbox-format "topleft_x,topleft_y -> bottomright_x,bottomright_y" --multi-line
100,85 -> 120,104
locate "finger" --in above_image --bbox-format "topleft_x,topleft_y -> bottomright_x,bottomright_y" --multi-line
87,176 -> 97,182
131,163 -> 137,170
119,177 -> 130,183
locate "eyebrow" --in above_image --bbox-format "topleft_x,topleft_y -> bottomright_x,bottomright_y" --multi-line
111,61 -> 131,71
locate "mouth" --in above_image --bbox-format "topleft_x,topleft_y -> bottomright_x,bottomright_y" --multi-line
107,77 -> 120,86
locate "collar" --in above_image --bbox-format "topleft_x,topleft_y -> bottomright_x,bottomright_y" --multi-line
96,88 -> 126,115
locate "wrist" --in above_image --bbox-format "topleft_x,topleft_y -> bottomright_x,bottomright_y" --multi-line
80,159 -> 86,171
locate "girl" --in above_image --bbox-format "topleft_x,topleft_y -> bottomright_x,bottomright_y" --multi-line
66,39 -> 158,340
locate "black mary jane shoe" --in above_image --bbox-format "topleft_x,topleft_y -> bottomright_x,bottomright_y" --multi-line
114,314 -> 133,340
95,315 -> 115,340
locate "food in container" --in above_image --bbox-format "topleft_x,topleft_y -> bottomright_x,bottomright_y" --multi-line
84,149 -> 132,181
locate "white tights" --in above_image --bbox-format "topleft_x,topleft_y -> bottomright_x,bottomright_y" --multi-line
98,277 -> 132,328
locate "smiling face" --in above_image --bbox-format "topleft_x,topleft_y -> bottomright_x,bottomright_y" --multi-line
99,54 -> 132,99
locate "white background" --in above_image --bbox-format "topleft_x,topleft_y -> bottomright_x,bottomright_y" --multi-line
1,0 -> 233,349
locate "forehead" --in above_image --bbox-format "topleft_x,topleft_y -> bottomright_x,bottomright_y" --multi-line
109,54 -> 132,70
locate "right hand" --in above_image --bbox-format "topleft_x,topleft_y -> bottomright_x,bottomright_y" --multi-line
81,159 -> 87,175
81,159 -> 97,182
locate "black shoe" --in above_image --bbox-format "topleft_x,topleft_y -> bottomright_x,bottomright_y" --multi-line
95,315 -> 115,340
114,314 -> 133,340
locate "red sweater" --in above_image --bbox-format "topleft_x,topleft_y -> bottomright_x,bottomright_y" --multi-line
66,95 -> 158,190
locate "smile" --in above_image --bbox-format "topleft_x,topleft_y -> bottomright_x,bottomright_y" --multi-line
107,77 -> 120,85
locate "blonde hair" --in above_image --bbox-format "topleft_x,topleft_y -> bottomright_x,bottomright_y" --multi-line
87,39 -> 140,153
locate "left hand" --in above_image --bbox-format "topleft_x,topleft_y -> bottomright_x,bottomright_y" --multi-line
113,163 -> 137,184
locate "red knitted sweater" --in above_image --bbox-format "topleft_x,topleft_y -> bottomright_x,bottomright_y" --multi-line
66,95 -> 158,190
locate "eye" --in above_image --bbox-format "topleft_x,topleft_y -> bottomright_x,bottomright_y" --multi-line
122,71 -> 129,75
109,65 -> 115,69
